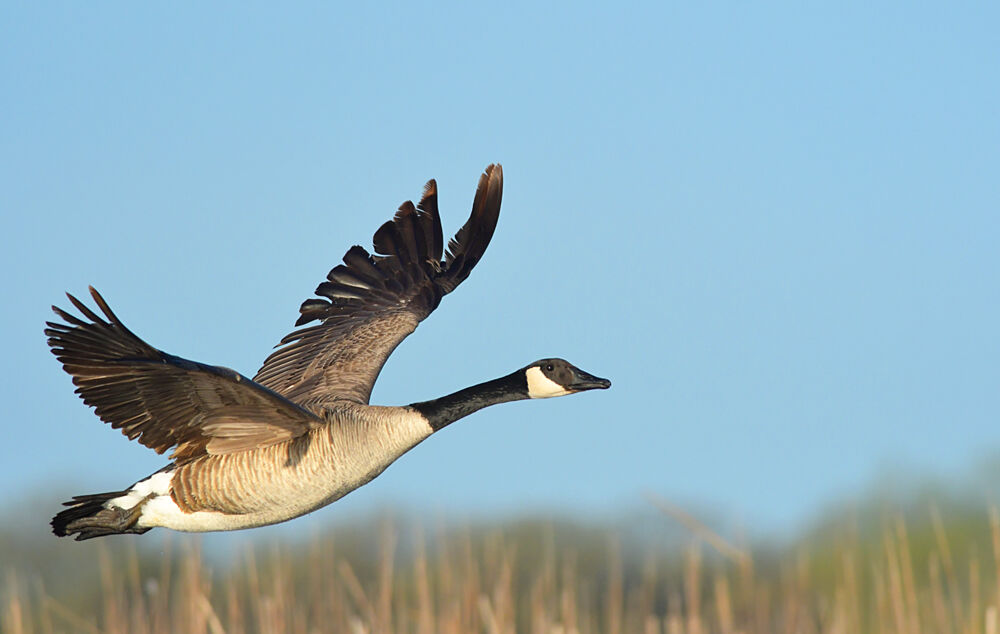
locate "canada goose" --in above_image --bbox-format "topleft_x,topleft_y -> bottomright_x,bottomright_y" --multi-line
48,165 -> 610,540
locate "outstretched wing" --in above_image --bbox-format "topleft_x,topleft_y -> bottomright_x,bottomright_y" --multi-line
47,288 -> 324,463
253,164 -> 503,407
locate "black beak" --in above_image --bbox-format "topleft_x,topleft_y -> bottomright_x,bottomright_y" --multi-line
569,368 -> 612,391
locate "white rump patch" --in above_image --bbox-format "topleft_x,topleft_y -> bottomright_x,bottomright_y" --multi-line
526,366 -> 571,399
108,471 -> 174,510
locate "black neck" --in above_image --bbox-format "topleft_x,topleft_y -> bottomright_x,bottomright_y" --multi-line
410,371 -> 528,431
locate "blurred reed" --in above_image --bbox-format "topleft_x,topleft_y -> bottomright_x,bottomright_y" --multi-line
5,505 -> 1000,633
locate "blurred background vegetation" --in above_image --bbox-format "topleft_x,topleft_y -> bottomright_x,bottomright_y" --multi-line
6,461 -> 1000,633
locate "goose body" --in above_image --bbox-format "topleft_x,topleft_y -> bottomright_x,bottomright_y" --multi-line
130,403 -> 432,532
48,165 -> 610,540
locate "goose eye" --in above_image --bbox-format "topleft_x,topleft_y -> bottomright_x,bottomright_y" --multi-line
545,364 -> 554,372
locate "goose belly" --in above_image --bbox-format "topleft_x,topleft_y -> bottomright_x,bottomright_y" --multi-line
137,410 -> 432,532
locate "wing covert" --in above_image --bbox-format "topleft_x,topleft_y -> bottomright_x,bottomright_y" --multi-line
47,288 -> 324,463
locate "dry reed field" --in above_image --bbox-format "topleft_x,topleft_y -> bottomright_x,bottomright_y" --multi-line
5,505 -> 1000,634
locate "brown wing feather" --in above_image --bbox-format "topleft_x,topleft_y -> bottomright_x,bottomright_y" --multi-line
254,164 -> 503,406
47,287 -> 324,463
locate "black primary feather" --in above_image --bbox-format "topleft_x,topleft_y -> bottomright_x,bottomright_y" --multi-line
253,164 -> 503,406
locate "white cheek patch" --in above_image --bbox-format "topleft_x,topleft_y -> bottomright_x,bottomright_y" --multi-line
526,366 -> 572,399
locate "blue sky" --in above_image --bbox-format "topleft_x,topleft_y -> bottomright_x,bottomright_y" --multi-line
2,3 -> 998,536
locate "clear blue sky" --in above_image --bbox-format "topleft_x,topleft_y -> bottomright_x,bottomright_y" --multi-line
2,3 -> 998,535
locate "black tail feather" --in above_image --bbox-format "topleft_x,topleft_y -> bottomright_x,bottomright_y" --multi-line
52,490 -> 151,541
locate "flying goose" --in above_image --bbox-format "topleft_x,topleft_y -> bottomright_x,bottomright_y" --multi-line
48,165 -> 610,540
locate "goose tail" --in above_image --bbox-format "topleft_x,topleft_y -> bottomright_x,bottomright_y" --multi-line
52,490 -> 151,541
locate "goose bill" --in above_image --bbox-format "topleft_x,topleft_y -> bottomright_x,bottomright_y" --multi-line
569,370 -> 611,391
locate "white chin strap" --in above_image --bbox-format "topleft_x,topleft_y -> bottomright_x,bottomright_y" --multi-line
525,366 -> 572,399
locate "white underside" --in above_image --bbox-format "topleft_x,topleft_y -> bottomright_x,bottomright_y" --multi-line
106,470 -> 206,530
139,494 -> 250,531
111,467 -> 345,533
105,471 -> 197,530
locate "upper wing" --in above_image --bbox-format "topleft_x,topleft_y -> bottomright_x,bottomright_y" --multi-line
46,288 -> 324,463
253,164 -> 503,407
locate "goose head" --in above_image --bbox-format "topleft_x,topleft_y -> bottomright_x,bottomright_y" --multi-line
524,358 -> 611,399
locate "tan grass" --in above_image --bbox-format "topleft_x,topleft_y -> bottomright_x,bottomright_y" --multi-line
5,507 -> 1000,633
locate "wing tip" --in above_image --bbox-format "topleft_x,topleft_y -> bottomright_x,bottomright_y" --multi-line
438,163 -> 504,290
422,178 -> 437,199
